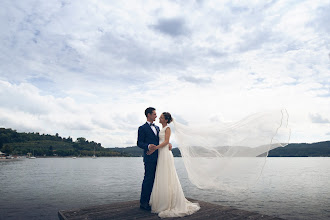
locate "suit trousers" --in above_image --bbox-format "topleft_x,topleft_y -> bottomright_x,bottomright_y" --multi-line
140,162 -> 157,205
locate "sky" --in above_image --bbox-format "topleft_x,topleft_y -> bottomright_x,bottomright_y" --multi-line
0,0 -> 329,147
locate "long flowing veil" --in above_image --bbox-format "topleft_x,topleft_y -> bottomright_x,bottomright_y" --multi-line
172,109 -> 291,191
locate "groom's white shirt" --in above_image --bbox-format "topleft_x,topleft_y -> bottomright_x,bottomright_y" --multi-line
147,121 -> 157,150
147,121 -> 157,135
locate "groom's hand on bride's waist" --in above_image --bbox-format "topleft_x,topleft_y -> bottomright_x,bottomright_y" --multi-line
169,143 -> 172,151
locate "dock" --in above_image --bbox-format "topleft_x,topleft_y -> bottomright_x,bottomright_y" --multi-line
58,198 -> 283,220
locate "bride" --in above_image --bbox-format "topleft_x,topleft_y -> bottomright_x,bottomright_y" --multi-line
147,112 -> 200,218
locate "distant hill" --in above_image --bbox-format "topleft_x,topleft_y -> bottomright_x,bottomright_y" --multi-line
0,128 -> 127,157
268,141 -> 330,157
111,142 -> 330,157
1,128 -> 329,157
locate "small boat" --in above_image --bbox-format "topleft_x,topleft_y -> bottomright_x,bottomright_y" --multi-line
0,151 -> 6,159
92,146 -> 97,159
72,157 -> 77,159
28,150 -> 36,159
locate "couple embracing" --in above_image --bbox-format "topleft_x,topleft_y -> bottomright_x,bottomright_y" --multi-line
137,107 -> 200,218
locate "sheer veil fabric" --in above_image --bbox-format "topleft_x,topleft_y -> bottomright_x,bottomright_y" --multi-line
172,109 -> 291,191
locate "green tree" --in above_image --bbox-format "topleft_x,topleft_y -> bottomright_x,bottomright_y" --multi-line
77,137 -> 86,144
1,144 -> 13,154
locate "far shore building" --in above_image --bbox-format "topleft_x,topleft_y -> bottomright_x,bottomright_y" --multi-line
0,151 -> 6,159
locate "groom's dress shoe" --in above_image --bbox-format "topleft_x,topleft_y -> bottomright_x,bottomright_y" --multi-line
140,203 -> 151,211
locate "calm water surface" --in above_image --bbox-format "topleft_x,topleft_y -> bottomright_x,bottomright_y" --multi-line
0,157 -> 329,220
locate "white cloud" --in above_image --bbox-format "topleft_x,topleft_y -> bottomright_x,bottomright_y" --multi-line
309,113 -> 330,124
0,0 -> 330,146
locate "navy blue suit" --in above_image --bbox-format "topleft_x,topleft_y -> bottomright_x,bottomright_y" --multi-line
137,122 -> 159,205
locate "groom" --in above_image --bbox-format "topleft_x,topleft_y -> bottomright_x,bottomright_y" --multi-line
137,107 -> 171,211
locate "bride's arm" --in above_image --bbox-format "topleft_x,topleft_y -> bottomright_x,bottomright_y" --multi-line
156,127 -> 171,149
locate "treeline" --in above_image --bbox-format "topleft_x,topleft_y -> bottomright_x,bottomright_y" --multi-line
1,128 -> 329,157
0,128 -> 129,157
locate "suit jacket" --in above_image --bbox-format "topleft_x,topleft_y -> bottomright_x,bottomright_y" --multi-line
137,122 -> 159,163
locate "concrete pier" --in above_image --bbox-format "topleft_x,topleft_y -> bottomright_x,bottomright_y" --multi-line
58,198 -> 283,220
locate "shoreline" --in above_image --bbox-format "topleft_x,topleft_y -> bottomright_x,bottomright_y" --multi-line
1,156 -> 328,159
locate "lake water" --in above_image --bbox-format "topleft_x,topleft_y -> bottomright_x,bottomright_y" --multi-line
0,157 -> 329,220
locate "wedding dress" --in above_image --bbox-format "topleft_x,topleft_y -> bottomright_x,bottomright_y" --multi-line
149,125 -> 200,218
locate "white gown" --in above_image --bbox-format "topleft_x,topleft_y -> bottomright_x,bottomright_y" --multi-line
149,125 -> 200,218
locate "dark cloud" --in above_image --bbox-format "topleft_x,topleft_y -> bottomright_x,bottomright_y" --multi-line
309,113 -> 330,124
178,75 -> 212,84
151,17 -> 190,37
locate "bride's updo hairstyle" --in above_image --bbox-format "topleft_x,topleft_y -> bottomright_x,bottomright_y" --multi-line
162,112 -> 173,124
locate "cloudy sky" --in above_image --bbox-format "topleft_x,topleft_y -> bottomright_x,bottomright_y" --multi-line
0,0 -> 329,147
